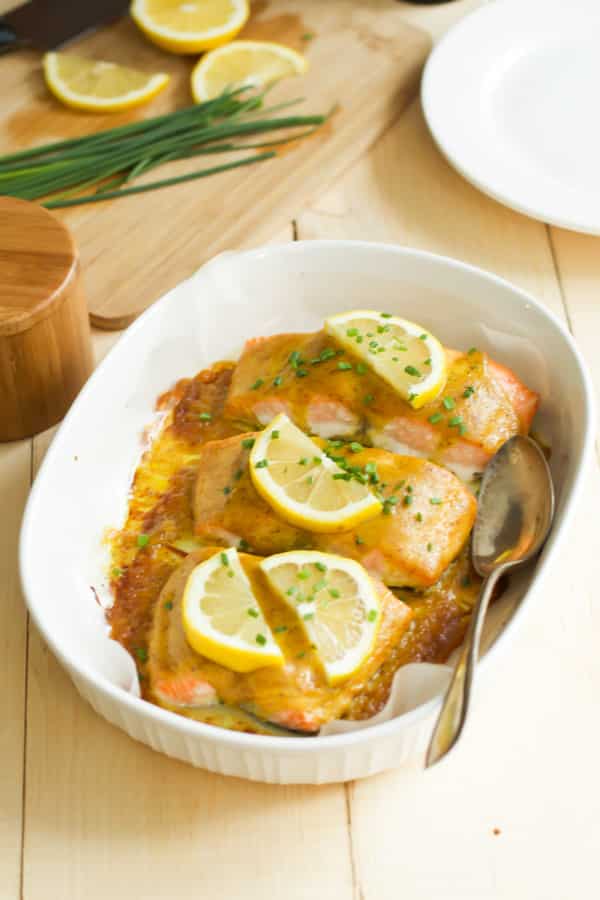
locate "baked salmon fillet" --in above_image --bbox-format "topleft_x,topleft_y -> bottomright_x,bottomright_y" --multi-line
148,548 -> 414,733
192,435 -> 477,588
223,331 -> 539,479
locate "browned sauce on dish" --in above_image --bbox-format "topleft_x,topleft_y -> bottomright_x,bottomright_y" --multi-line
109,360 -> 480,730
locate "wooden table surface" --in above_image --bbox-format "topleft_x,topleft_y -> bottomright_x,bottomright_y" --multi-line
3,2 -> 600,897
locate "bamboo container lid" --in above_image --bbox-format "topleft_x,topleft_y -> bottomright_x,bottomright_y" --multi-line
0,197 -> 93,442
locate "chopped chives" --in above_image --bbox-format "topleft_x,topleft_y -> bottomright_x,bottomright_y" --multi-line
255,634 -> 267,646
273,375 -> 283,387
254,459 -> 268,468
367,609 -> 378,622
271,429 -> 280,439
198,412 -> 212,421
337,361 -> 353,371
241,438 -> 255,449
404,365 -> 421,377
220,552 -> 229,565
247,608 -> 259,618
250,378 -> 264,390
315,561 -> 327,572
274,625 -> 288,633
442,397 -> 455,410
429,412 -> 443,424
448,416 -> 463,427
430,497 -> 442,505
164,600 -> 173,610
136,534 -> 149,548
329,588 -> 340,598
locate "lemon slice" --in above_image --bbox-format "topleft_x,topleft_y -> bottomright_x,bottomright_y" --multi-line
325,310 -> 447,409
131,0 -> 249,54
260,551 -> 381,685
191,40 -> 308,102
43,52 -> 169,112
182,548 -> 283,673
249,413 -> 382,532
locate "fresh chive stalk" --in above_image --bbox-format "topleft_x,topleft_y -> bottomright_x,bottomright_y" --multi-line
0,88 -> 331,209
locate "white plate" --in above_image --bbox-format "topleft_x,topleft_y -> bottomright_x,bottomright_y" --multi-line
19,241 -> 595,783
422,0 -> 600,234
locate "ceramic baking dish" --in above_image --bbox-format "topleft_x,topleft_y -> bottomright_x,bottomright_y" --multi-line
19,241 -> 595,783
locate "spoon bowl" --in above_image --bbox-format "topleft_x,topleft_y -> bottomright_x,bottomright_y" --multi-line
426,434 -> 555,767
473,435 -> 555,578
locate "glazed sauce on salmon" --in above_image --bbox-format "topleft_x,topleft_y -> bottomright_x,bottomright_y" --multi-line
108,359 -> 482,733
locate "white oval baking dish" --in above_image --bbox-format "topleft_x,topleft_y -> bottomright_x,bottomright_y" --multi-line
20,241 -> 595,784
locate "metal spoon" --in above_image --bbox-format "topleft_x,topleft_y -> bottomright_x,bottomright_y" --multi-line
425,434 -> 555,767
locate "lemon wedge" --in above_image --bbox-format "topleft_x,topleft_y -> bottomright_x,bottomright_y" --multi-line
191,40 -> 308,102
42,52 -> 169,113
324,310 -> 447,409
131,0 -> 249,54
260,551 -> 381,685
182,548 -> 283,673
249,413 -> 382,533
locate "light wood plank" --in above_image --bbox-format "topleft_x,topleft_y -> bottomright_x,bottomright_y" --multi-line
22,229 -> 354,900
296,100 -> 600,899
546,228 -> 600,426
0,440 -> 30,900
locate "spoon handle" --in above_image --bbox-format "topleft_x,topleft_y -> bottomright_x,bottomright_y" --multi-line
425,567 -> 502,767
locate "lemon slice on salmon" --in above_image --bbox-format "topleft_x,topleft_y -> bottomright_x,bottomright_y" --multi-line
260,551 -> 381,685
43,52 -> 169,112
182,548 -> 283,673
191,40 -> 308,102
131,0 -> 249,54
249,413 -> 382,532
325,310 -> 447,409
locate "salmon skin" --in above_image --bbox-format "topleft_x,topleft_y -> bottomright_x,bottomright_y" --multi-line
148,549 -> 414,733
223,332 -> 539,480
192,435 -> 477,589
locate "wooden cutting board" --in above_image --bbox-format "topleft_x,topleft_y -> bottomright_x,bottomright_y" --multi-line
0,0 -> 430,329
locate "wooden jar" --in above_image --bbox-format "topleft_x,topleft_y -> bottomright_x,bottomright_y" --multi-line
0,197 -> 93,442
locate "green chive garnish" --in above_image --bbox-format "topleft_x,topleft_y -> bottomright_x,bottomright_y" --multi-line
250,378 -> 264,390
136,534 -> 149,548
271,429 -> 280,439
241,438 -> 255,450
337,361 -> 353,371
220,552 -> 229,566
255,634 -> 267,646
363,393 -> 374,405
329,588 -> 340,598
350,442 -> 363,453
404,365 -> 421,377
448,416 -> 463,427
112,566 -> 123,577
223,486 -> 232,495
254,459 -> 268,468
273,375 -> 283,387
274,625 -> 288,633
428,412 -> 443,424
164,601 -> 173,610
247,608 -> 259,618
198,412 -> 212,421
346,327 -> 359,337
463,385 -> 475,398
367,609 -> 377,622
315,561 -> 327,572
430,497 -> 442,505
442,397 -> 455,410
135,647 -> 148,663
